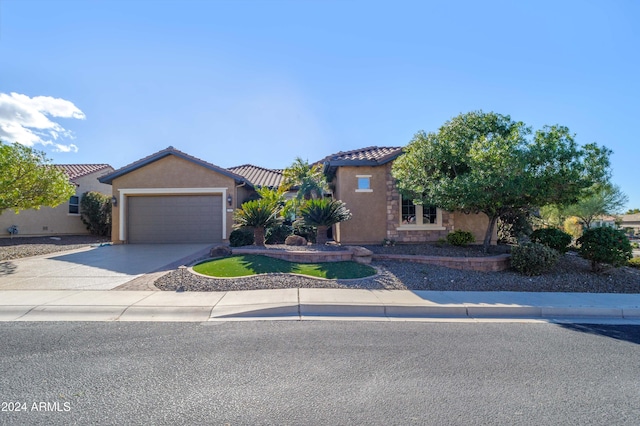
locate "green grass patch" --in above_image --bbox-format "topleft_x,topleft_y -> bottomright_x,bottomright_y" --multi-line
193,254 -> 376,279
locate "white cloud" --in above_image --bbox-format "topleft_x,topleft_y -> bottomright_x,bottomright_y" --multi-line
0,92 -> 85,152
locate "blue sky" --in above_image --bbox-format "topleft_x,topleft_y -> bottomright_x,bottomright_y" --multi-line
1,0 -> 638,210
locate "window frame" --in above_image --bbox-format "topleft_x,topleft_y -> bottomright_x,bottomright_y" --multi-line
355,175 -> 373,192
397,196 -> 445,230
68,195 -> 80,215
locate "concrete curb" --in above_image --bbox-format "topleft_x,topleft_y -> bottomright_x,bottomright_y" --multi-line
2,289 -> 640,323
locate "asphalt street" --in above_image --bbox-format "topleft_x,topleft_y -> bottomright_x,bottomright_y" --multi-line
1,322 -> 639,425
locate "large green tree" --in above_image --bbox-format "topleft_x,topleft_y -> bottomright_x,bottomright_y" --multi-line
392,111 -> 611,251
0,141 -> 75,214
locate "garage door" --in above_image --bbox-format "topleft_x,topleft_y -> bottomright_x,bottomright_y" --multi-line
127,195 -> 223,243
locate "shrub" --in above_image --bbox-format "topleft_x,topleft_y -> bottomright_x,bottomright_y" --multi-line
265,224 -> 293,244
446,230 -> 475,246
530,228 -> 572,253
293,219 -> 316,244
578,227 -> 633,272
229,228 -> 254,247
511,242 -> 560,276
80,191 -> 111,236
628,258 -> 640,268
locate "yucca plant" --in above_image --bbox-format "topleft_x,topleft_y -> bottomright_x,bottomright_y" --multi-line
233,196 -> 282,246
299,198 -> 352,245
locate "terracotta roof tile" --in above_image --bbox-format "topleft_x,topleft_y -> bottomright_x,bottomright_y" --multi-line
55,164 -> 113,181
322,146 -> 403,166
228,164 -> 283,188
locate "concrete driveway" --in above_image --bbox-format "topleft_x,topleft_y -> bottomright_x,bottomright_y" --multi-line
0,244 -> 211,290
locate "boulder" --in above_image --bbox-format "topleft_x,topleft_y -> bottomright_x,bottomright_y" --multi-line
285,235 -> 307,246
347,246 -> 373,264
209,245 -> 232,258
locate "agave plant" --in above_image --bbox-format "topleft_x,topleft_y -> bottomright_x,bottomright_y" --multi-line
299,198 -> 352,245
233,193 -> 283,246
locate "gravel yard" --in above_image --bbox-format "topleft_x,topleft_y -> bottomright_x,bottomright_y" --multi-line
0,235 -> 109,261
155,244 -> 640,293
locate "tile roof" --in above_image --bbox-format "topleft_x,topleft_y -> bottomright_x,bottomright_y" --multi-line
228,164 -> 284,188
55,164 -> 113,181
99,146 -> 248,185
321,146 -> 404,166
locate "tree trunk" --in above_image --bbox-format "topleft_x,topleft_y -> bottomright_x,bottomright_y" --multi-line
253,227 -> 266,247
316,225 -> 328,245
483,215 -> 499,253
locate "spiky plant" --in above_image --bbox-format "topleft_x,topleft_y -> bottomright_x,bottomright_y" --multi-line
299,198 -> 352,245
233,196 -> 282,246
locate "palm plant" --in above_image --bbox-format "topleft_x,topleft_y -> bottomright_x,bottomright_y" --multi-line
233,188 -> 283,246
279,157 -> 329,201
299,198 -> 352,245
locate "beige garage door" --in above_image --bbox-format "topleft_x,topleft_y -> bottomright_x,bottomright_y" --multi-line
127,195 -> 223,244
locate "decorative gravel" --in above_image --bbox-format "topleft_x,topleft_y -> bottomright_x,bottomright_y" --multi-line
155,247 -> 640,294
0,235 -> 109,261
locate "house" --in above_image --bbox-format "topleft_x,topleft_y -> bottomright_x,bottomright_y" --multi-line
98,147 -> 282,244
98,145 -> 492,245
0,164 -> 114,238
620,214 -> 640,236
322,146 -> 493,245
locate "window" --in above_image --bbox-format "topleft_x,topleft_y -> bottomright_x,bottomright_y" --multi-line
399,196 -> 443,229
356,175 -> 372,192
69,196 -> 79,215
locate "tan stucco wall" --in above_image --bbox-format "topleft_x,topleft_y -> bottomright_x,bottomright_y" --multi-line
453,211 -> 497,244
332,165 -> 389,244
110,155 -> 236,243
0,170 -> 114,238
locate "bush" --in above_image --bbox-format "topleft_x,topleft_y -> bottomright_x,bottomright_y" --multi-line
578,227 -> 633,272
265,224 -> 293,244
628,257 -> 640,268
530,228 -> 572,253
293,219 -> 316,243
511,242 -> 560,276
446,230 -> 475,246
229,228 -> 254,247
80,191 -> 111,236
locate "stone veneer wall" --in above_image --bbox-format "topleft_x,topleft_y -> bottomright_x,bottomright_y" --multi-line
385,165 -> 454,243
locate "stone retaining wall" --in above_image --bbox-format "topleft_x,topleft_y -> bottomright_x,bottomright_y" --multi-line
372,253 -> 511,272
232,248 -> 353,263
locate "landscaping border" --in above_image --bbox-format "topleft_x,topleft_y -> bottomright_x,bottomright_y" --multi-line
372,253 -> 511,272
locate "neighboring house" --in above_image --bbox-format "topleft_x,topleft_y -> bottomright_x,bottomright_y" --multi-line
321,146 -> 493,245
620,214 -> 640,236
98,147 -> 282,244
590,215 -> 617,229
0,164 -> 114,238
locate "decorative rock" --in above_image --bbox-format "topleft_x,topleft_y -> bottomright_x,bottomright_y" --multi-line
209,245 -> 232,257
285,235 -> 307,246
347,246 -> 374,264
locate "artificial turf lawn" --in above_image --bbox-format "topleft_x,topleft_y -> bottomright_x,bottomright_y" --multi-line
192,254 -> 376,279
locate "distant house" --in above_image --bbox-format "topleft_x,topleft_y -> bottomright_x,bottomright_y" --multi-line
0,164 -> 114,238
321,146 -> 493,245
620,214 -> 640,236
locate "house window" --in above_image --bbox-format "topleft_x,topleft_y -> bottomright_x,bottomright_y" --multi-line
399,195 -> 444,229
356,175 -> 372,192
69,196 -> 79,215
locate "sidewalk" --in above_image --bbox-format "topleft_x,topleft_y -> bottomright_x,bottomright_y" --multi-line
1,289 -> 640,323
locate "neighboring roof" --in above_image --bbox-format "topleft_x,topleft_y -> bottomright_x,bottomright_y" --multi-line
321,146 -> 404,167
99,146 -> 249,185
621,214 -> 640,223
56,164 -> 113,181
227,164 -> 284,189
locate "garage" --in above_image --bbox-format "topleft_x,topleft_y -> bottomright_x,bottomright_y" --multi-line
127,195 -> 223,244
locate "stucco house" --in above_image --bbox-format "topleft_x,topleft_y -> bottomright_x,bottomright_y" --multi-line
620,213 -> 640,236
322,146 -> 493,245
98,145 -> 492,245
0,164 -> 114,238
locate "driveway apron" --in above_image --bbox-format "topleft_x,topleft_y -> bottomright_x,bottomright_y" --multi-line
0,244 -> 210,290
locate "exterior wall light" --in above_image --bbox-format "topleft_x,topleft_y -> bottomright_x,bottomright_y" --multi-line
111,196 -> 118,207
227,194 -> 233,206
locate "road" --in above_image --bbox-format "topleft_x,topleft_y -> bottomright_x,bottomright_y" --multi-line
1,321 -> 639,425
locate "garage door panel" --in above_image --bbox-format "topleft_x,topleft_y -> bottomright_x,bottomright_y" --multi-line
128,195 -> 222,244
